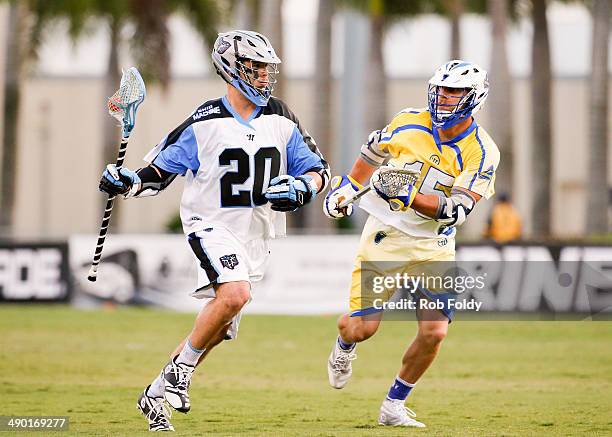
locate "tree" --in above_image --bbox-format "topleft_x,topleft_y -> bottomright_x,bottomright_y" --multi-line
0,0 -> 221,234
305,0 -> 335,230
258,0 -> 284,100
445,0 -> 464,58
338,0 -> 426,133
586,0 -> 609,234
530,0 -> 552,236
486,0 -> 514,196
231,0 -> 258,29
0,1 -> 29,235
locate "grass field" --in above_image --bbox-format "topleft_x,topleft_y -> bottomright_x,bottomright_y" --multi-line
1,306 -> 611,436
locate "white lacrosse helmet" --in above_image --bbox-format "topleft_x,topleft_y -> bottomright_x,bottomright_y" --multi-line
211,30 -> 281,106
427,60 -> 489,129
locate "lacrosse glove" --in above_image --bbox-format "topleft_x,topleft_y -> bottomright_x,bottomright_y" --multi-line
265,175 -> 318,212
99,164 -> 141,197
323,175 -> 363,219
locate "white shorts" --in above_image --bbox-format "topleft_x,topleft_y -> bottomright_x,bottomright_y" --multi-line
186,226 -> 270,340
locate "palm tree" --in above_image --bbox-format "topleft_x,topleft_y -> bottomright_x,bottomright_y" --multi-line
258,0 -> 284,100
445,0 -> 463,58
586,0 -> 609,234
486,0 -> 514,196
0,1 -> 29,235
0,0 -> 222,234
530,0 -> 552,237
231,0 -> 258,29
338,0 -> 426,133
304,0 -> 335,230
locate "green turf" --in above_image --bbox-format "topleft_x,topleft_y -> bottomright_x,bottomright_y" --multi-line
0,306 -> 611,436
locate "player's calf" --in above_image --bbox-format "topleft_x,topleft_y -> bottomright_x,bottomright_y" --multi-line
337,312 -> 381,343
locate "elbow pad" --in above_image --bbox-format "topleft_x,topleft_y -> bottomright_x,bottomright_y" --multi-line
130,165 -> 177,198
360,130 -> 389,167
437,189 -> 475,228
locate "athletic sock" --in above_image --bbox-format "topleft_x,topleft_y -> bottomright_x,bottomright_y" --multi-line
386,375 -> 415,401
337,336 -> 356,352
147,373 -> 165,398
176,339 -> 206,367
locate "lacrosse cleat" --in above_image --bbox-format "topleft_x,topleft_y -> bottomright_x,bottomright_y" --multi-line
378,398 -> 426,428
163,357 -> 195,413
137,386 -> 174,432
327,339 -> 357,389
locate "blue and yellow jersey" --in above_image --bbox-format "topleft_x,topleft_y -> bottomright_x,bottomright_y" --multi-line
359,108 -> 500,238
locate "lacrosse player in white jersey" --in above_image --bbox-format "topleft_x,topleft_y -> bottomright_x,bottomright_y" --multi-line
99,30 -> 329,432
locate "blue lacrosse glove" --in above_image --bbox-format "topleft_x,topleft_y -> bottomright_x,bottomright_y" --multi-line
99,164 -> 141,197
265,174 -> 318,212
371,167 -> 417,212
323,175 -> 363,219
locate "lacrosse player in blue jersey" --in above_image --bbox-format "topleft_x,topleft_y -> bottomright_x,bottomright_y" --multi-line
99,30 -> 329,431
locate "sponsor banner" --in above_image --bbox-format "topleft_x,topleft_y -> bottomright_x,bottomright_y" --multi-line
68,234 -> 357,314
0,242 -> 71,302
68,235 -> 612,316
456,245 -> 612,317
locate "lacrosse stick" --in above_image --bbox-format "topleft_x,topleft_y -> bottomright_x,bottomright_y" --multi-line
87,67 -> 146,282
337,167 -> 420,211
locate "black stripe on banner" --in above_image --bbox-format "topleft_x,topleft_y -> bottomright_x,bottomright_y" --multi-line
188,234 -> 219,283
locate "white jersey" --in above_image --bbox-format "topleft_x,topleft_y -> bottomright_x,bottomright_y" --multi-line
144,96 -> 329,243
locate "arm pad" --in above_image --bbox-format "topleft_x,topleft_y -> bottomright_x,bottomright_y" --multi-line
129,165 -> 177,198
360,130 -> 389,167
436,189 -> 476,228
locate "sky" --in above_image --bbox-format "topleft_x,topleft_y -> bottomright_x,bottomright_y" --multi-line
28,1 -> 609,79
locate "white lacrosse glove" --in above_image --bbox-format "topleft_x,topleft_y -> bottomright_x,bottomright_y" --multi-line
323,175 -> 363,219
371,166 -> 418,211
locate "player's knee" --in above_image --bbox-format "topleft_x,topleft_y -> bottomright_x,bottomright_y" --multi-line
218,284 -> 251,314
223,293 -> 250,314
419,326 -> 447,346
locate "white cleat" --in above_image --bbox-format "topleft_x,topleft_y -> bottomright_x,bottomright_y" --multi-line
327,339 -> 357,389
378,398 -> 426,428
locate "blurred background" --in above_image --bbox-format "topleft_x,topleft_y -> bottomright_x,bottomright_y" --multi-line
0,0 -> 609,312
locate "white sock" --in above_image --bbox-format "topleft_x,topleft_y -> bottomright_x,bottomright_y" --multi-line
176,340 -> 206,367
147,373 -> 165,398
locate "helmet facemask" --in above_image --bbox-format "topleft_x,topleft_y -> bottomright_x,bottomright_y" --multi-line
427,85 -> 476,129
211,30 -> 282,106
235,58 -> 279,103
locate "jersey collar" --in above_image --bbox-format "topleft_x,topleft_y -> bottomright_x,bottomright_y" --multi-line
221,96 -> 261,129
432,117 -> 477,149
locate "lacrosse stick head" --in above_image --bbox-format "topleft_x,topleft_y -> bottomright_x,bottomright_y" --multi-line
107,67 -> 146,138
370,167 -> 420,199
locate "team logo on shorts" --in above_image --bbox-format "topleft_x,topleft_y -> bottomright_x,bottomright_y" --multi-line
374,231 -> 387,245
220,254 -> 239,270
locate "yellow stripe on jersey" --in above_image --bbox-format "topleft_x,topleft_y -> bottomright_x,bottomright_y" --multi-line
378,108 -> 500,199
